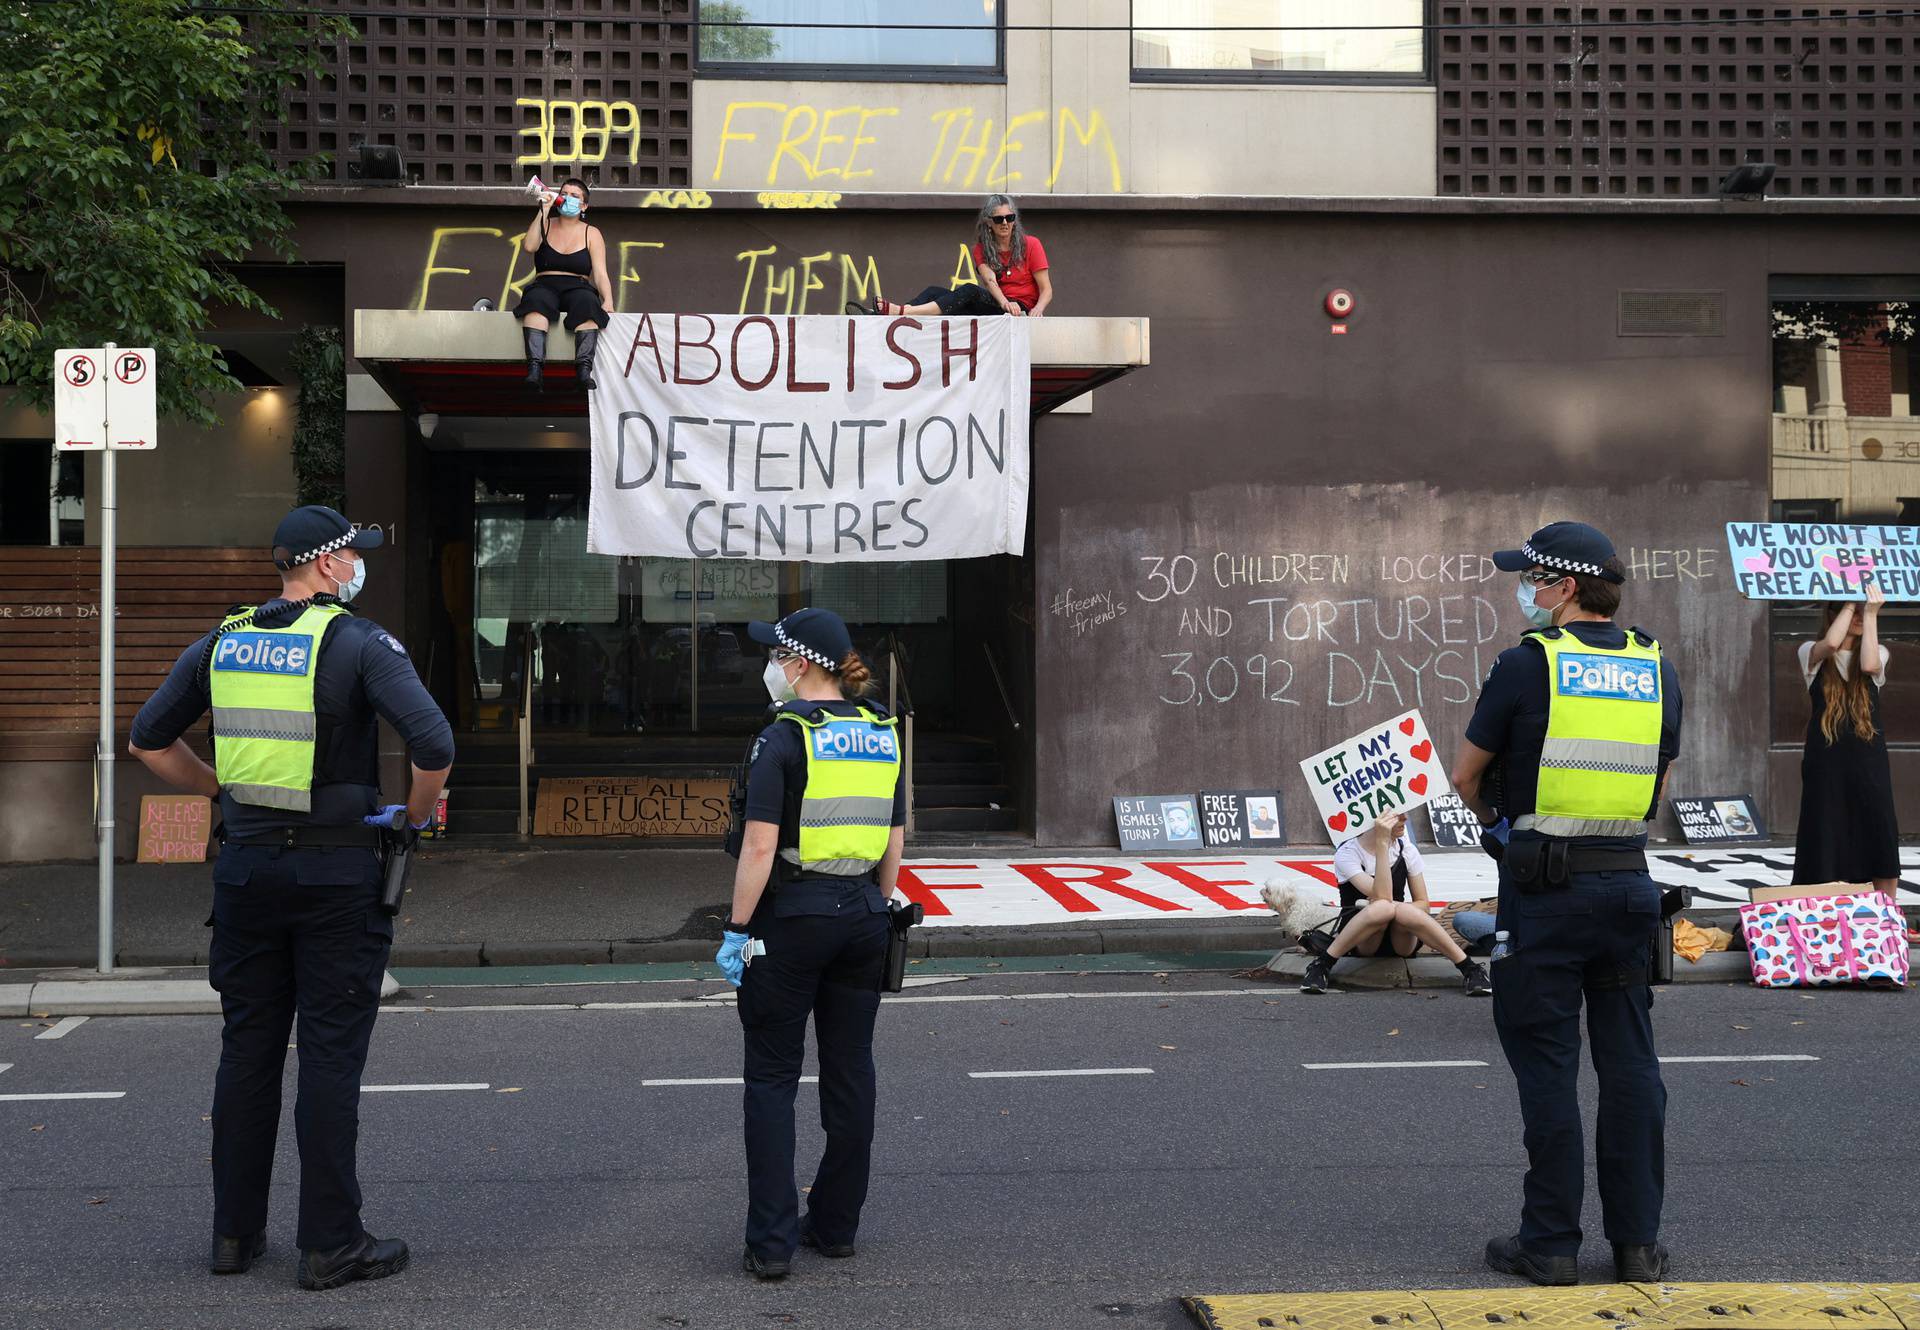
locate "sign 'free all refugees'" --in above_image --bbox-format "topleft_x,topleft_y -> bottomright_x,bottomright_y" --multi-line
588,313 -> 1032,562
534,776 -> 729,837
1726,522 -> 1920,600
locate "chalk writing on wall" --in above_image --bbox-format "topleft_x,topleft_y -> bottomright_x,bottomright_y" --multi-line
1047,587 -> 1127,637
712,102 -> 1125,192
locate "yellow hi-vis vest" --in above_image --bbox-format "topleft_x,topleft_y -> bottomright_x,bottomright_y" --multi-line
207,603 -> 349,812
774,704 -> 902,877
1518,627 -> 1664,839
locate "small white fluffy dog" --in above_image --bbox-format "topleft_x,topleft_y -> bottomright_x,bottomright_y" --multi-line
1260,877 -> 1343,943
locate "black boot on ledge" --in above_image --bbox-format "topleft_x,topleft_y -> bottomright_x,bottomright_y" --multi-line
522,326 -> 546,390
575,327 -> 600,392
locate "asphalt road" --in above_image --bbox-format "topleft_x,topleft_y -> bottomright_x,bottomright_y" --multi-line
2,971 -> 1914,1330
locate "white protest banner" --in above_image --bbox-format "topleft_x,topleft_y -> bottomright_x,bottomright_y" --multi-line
1726,521 -> 1920,600
1298,708 -> 1451,845
588,313 -> 1031,562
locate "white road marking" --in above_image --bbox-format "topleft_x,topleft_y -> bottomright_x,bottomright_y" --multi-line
386,989 -> 1292,1015
1658,1054 -> 1821,1064
641,1076 -> 820,1087
35,1017 -> 89,1041
0,1091 -> 125,1102
1303,1060 -> 1492,1070
361,1082 -> 492,1093
968,1068 -> 1155,1080
0,1063 -> 12,1076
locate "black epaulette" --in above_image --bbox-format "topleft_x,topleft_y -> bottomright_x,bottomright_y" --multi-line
1627,624 -> 1658,648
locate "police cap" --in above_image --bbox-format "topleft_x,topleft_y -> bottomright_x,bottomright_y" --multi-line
271,505 -> 385,572
1492,521 -> 1626,584
747,607 -> 852,673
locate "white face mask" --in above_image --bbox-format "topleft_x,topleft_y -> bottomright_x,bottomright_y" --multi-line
763,657 -> 797,703
328,553 -> 366,603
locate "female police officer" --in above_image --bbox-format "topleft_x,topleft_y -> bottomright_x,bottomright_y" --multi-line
716,607 -> 906,1281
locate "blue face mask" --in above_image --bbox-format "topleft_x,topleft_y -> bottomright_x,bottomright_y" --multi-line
1515,578 -> 1557,629
331,554 -> 366,603
558,196 -> 583,219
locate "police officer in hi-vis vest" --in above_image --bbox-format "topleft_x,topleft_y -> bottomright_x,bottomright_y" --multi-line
129,506 -> 453,1290
718,608 -> 908,1281
1451,522 -> 1683,1287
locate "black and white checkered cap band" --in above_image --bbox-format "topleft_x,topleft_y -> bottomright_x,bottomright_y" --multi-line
774,623 -> 839,672
288,527 -> 362,567
1522,540 -> 1606,578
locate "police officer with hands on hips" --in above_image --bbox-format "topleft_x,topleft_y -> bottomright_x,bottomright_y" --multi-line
129,505 -> 453,1291
718,607 -> 908,1281
1450,521 -> 1682,1288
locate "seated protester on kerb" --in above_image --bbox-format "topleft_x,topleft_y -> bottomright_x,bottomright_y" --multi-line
849,193 -> 1051,319
1301,813 -> 1492,997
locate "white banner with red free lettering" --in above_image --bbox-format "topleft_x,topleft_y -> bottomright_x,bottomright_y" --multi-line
588,313 -> 1031,562
895,850 -> 1920,928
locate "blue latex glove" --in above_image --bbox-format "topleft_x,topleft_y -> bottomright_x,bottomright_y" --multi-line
364,803 -> 430,831
716,929 -> 751,988
1479,816 -> 1510,862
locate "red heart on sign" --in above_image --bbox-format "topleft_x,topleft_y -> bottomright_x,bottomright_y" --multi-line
1327,812 -> 1349,833
1409,739 -> 1433,764
1399,717 -> 1417,736
1409,774 -> 1429,796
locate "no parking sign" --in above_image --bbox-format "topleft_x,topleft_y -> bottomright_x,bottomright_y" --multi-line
54,345 -> 157,450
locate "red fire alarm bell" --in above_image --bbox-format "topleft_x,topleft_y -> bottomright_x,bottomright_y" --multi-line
1324,289 -> 1356,319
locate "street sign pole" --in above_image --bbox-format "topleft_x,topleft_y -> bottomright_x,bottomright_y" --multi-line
97,342 -> 118,975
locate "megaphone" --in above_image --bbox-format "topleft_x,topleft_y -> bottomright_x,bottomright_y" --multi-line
524,174 -> 557,205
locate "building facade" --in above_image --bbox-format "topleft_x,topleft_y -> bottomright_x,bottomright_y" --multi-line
3,3 -> 1918,859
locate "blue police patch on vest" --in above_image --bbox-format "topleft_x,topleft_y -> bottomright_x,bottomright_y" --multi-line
1555,652 -> 1659,702
212,632 -> 316,676
810,721 -> 899,763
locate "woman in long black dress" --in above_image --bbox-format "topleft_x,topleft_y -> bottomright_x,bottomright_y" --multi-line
1793,582 -> 1899,891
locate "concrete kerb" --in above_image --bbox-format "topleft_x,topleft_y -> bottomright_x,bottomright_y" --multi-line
1259,948 -> 1768,989
14,970 -> 403,1017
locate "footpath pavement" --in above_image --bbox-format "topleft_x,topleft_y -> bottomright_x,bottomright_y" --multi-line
3,841 -> 1912,1015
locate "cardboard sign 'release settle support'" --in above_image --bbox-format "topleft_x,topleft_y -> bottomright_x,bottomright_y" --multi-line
1727,522 -> 1920,600
1298,709 -> 1452,845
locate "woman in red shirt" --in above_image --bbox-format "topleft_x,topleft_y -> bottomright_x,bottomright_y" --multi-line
855,194 -> 1052,318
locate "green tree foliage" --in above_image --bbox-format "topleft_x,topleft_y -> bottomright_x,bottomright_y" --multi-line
288,324 -> 344,510
700,1 -> 778,62
0,0 -> 348,426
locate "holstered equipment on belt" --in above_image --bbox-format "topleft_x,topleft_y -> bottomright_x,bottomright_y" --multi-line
1506,838 -> 1647,892
881,900 -> 924,994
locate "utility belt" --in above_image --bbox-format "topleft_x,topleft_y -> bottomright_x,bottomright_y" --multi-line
221,825 -> 383,851
1505,838 -> 1647,893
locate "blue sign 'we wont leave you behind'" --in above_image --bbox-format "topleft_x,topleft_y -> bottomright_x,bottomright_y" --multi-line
1727,522 -> 1920,600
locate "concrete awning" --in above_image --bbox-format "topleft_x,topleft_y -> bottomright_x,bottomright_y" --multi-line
352,311 -> 1148,418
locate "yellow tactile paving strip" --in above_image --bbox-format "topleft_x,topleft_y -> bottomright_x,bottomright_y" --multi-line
1184,1282 -> 1920,1330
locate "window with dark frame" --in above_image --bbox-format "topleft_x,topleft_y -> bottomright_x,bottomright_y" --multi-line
697,0 -> 1003,80
1132,0 -> 1428,83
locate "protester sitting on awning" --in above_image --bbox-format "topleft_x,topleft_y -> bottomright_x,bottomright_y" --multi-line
850,193 -> 1051,319
1301,813 -> 1493,997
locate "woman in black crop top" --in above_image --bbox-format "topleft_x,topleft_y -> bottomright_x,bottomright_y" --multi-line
513,177 -> 614,391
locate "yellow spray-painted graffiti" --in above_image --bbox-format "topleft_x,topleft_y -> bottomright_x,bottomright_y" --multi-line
414,227 -> 910,317
757,191 -> 842,210
712,102 -> 1124,193
516,99 -> 653,167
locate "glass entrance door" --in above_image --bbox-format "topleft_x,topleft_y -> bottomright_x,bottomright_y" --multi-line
466,458 -> 957,737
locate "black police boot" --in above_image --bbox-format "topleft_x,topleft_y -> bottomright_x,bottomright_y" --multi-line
522,327 -> 546,390
800,1218 -> 856,1259
209,1230 -> 265,1275
1614,1241 -> 1671,1282
575,327 -> 600,392
742,1244 -> 791,1280
298,1231 -> 410,1291
1485,1234 -> 1578,1286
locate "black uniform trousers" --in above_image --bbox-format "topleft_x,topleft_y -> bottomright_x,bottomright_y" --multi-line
207,844 -> 393,1252
737,907 -> 891,1259
1491,868 -> 1666,1256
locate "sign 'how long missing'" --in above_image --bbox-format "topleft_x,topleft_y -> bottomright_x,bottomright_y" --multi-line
588,313 -> 1032,563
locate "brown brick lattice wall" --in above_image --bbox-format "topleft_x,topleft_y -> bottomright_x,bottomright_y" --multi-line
1438,5 -> 1920,196
265,0 -> 693,188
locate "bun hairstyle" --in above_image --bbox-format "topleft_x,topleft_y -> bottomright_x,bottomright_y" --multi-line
837,649 -> 874,698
